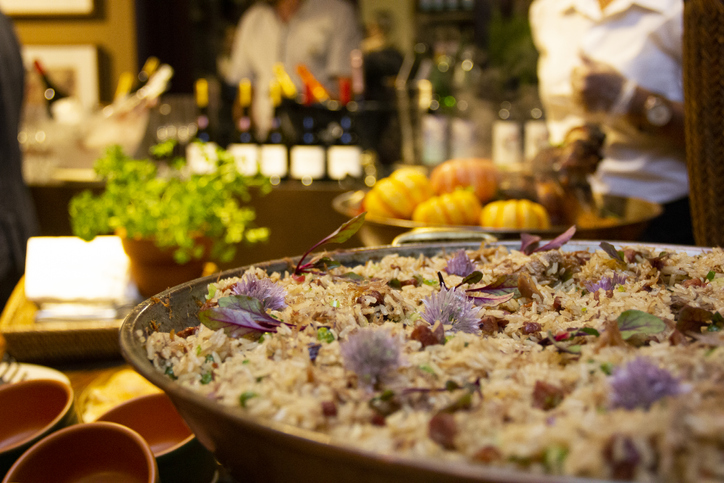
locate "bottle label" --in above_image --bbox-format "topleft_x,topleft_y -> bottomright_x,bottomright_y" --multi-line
421,114 -> 448,167
524,120 -> 549,162
186,142 -> 218,174
492,120 -> 522,167
449,117 -> 476,159
228,143 -> 261,176
259,144 -> 288,178
290,145 -> 326,179
327,145 -> 362,180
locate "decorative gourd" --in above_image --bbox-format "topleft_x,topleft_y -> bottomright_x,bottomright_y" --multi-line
412,189 -> 482,225
429,158 -> 498,203
363,168 -> 434,219
480,199 -> 551,229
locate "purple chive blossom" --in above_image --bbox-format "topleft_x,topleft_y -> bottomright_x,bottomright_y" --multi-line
421,287 -> 482,334
232,273 -> 288,311
445,249 -> 476,277
585,273 -> 627,292
340,328 -> 402,387
609,357 -> 690,411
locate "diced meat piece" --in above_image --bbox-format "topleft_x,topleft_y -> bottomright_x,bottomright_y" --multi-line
428,413 -> 457,450
531,380 -> 565,410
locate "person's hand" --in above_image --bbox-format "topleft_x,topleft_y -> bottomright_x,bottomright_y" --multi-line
570,55 -> 629,115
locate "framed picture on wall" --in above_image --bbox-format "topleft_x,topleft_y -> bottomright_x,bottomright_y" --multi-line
0,0 -> 94,16
22,45 -> 99,110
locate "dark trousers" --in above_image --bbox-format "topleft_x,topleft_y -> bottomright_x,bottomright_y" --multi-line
638,196 -> 695,246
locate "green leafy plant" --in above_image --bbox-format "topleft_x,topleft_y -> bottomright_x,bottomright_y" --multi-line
69,141 -> 271,264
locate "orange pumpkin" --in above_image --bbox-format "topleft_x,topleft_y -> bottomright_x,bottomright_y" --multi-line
412,189 -> 482,225
480,199 -> 551,230
363,167 -> 434,219
429,158 -> 498,203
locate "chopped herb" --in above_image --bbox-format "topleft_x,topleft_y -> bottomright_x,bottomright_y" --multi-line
317,327 -> 335,343
420,364 -> 436,375
200,372 -> 213,384
544,445 -> 569,474
330,299 -> 340,308
600,362 -> 614,375
196,345 -> 202,356
242,359 -> 251,365
580,327 -> 600,337
239,391 -> 258,407
707,270 -> 716,281
258,334 -> 265,343
205,354 -> 214,363
206,284 -> 217,300
164,366 -> 177,380
387,278 -> 402,290
342,272 -> 365,281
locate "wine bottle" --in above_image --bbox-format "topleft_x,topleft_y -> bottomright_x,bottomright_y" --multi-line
290,114 -> 326,184
114,72 -> 135,102
134,56 -> 159,92
228,78 -> 260,176
327,77 -> 362,181
187,78 -> 218,174
272,62 -> 298,100
259,80 -> 289,184
33,59 -> 70,118
194,78 -> 211,143
296,64 -> 330,105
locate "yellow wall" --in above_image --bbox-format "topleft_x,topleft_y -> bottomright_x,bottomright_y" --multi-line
11,0 -> 137,104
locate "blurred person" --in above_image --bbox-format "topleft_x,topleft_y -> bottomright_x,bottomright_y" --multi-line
0,10 -> 39,310
225,0 -> 362,139
529,0 -> 692,244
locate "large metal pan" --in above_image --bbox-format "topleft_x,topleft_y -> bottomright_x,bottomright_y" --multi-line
332,190 -> 663,247
120,240 -> 701,483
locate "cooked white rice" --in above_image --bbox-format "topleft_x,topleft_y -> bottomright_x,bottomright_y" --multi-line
143,243 -> 724,482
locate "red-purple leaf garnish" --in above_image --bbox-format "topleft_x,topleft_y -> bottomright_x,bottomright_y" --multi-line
199,295 -> 282,337
465,275 -> 517,306
616,310 -> 666,340
600,241 -> 624,263
520,233 -> 542,255
521,226 -> 576,255
294,212 -> 366,275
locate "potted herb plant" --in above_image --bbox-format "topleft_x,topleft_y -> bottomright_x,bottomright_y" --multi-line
69,141 -> 271,297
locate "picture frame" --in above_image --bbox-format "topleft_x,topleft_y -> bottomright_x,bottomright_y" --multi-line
22,45 -> 99,110
0,0 -> 94,16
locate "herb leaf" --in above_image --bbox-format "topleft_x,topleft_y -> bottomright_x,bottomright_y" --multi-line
616,310 -> 666,340
600,241 -> 624,263
294,212 -> 366,275
199,295 -> 282,337
521,226 -> 576,255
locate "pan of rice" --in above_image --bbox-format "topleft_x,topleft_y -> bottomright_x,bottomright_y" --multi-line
120,230 -> 724,483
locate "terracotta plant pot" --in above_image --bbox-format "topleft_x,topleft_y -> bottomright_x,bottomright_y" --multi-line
121,237 -> 212,299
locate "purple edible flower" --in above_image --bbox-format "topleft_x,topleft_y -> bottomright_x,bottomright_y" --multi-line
340,328 -> 402,387
609,357 -> 689,410
445,250 -> 476,278
232,273 -> 288,311
585,273 -> 627,293
421,287 -> 481,334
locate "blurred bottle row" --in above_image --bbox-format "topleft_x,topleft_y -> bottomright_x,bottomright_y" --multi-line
173,54 -> 376,188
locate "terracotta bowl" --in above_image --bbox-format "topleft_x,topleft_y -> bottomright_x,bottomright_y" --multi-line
2,421 -> 158,483
96,392 -> 217,483
0,379 -> 76,476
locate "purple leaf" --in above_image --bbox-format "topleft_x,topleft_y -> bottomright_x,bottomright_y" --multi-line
600,242 -> 624,263
534,226 -> 577,253
467,292 -> 515,306
520,233 -> 542,255
199,295 -> 282,337
616,310 -> 666,340
295,212 -> 366,275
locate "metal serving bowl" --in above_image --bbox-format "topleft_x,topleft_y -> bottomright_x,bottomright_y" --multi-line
120,240 -> 700,483
332,190 -> 663,247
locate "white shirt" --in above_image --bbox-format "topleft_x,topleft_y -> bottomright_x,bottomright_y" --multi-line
226,0 -> 362,137
530,0 -> 687,204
